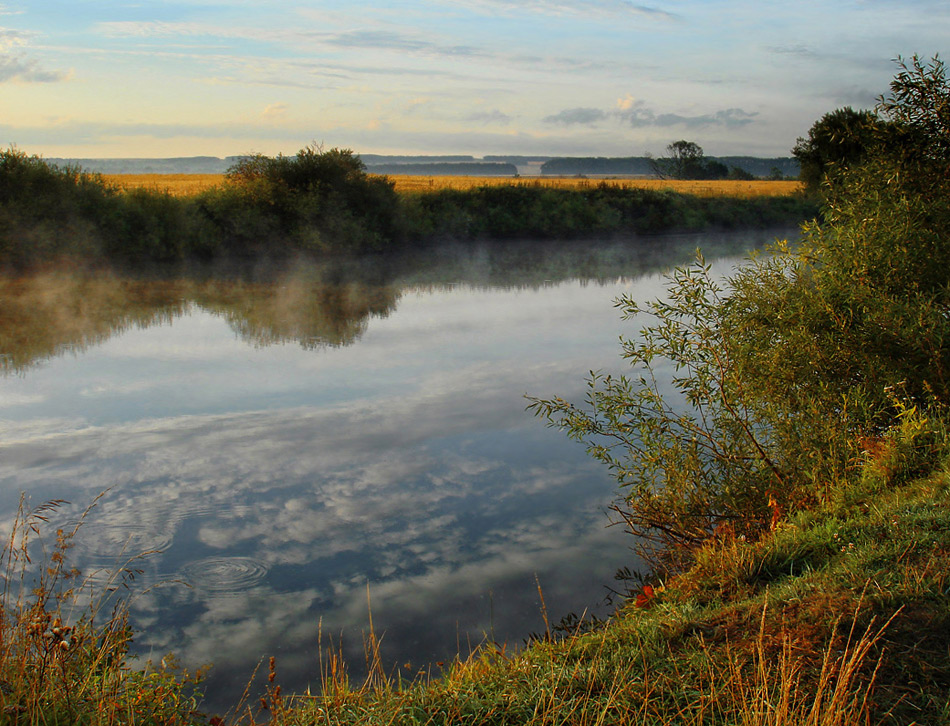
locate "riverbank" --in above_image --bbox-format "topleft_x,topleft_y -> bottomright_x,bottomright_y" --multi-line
0,148 -> 817,269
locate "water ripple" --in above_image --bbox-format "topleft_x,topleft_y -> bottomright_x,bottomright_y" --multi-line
75,522 -> 175,559
180,556 -> 269,595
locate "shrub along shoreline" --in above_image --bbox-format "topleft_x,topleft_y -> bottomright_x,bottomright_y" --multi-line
0,146 -> 817,270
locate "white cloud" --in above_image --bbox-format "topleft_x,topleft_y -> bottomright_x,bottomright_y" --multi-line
0,391 -> 46,407
620,103 -> 759,129
543,107 -> 609,126
261,102 -> 288,119
0,27 -> 28,48
95,21 -> 213,38
616,93 -> 637,112
0,43 -> 68,83
447,0 -> 678,20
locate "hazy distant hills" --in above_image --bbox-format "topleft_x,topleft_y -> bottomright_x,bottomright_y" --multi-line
364,162 -> 519,176
48,154 -> 799,179
47,156 -> 244,174
540,156 -> 800,178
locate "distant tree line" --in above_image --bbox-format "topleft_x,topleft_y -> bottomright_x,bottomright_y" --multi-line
364,162 -> 517,176
45,156 -> 242,175
43,153 -> 801,180
541,157 -> 657,176
540,154 -> 798,179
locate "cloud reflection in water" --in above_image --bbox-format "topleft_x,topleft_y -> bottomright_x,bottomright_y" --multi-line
0,232 -> 787,709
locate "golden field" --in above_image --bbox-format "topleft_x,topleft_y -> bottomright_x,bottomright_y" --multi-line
102,173 -> 802,198
384,175 -> 803,197
102,173 -> 226,196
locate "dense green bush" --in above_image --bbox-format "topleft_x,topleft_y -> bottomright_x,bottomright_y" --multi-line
0,148 -> 118,265
793,56 -> 949,195
792,107 -> 885,194
0,145 -> 407,264
529,55 -> 950,568
216,145 -> 404,253
404,183 -> 815,242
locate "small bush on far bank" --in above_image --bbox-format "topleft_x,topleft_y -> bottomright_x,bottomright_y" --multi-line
213,145 -> 404,254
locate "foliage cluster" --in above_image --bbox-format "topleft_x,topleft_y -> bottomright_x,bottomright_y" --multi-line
402,183 -> 812,241
793,55 -> 949,194
0,145 -> 405,266
792,107 -> 885,194
529,54 -> 950,569
216,146 -> 403,253
0,150 -> 119,266
650,141 -> 752,181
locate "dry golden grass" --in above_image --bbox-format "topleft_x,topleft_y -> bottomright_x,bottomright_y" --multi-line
102,174 -> 226,196
386,175 -> 803,198
102,174 -> 802,199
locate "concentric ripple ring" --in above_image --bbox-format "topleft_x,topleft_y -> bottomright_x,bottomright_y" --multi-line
180,556 -> 269,595
73,522 -> 175,558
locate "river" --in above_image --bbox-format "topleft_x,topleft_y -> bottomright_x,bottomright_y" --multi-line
0,229 -> 793,712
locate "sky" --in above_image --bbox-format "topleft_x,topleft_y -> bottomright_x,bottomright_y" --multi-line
1,1 -> 947,159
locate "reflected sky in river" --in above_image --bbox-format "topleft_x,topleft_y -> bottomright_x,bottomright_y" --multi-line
0,230 -> 794,711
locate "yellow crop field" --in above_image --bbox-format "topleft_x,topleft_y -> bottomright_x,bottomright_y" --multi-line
387,176 -> 802,197
102,174 -> 226,196
103,174 -> 802,198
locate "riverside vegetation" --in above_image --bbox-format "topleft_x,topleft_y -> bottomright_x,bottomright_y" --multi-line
0,146 -> 814,269
2,54 -> 950,725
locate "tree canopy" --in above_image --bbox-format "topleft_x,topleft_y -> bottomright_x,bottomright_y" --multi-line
791,106 -> 884,194
651,141 -> 730,180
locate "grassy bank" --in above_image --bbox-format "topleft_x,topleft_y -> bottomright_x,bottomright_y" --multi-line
0,147 -> 816,269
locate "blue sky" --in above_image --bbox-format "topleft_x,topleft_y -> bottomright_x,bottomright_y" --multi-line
1,1 -> 946,158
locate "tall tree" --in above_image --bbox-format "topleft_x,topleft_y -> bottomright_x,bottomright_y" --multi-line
792,107 -> 884,194
651,141 -> 728,180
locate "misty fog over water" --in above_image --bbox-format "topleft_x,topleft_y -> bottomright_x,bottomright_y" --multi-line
0,230 -> 793,710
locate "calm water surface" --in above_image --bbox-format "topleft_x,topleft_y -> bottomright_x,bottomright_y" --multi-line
0,230 -> 792,711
